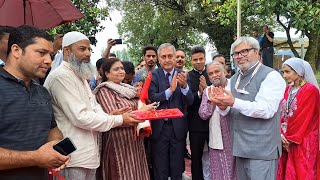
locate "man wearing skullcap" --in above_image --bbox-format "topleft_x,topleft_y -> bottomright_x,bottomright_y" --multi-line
44,31 -> 143,180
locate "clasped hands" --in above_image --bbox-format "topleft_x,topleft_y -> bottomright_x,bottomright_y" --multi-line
199,75 -> 207,96
207,86 -> 235,110
169,71 -> 187,93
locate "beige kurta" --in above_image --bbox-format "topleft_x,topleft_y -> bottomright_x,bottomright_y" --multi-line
95,86 -> 150,180
44,61 -> 123,168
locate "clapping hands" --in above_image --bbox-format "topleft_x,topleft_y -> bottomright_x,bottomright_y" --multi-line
207,86 -> 235,110
170,72 -> 188,93
198,75 -> 207,96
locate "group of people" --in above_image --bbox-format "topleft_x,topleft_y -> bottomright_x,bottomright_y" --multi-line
0,24 -> 319,180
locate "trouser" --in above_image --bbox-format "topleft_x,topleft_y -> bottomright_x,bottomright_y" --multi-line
262,47 -> 274,68
144,137 -> 154,180
189,132 -> 209,180
152,122 -> 184,180
55,167 -> 96,180
235,157 -> 278,180
202,144 -> 210,180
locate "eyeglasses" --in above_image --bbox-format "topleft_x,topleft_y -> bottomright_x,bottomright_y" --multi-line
231,48 -> 256,58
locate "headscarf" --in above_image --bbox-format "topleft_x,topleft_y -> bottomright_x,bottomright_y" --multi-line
283,57 -> 319,89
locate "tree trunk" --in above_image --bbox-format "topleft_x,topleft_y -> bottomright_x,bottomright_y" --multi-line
305,31 -> 319,71
276,14 -> 300,57
317,38 -> 320,70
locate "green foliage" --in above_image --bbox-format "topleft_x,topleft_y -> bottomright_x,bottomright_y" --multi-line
48,0 -> 109,37
316,70 -> 320,84
113,0 -> 206,65
206,0 -> 320,69
207,0 -> 277,35
113,49 -> 131,62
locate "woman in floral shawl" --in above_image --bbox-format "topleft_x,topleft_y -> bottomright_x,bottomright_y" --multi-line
93,58 -> 155,180
277,58 -> 319,180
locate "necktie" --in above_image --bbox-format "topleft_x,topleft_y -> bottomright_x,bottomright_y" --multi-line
165,72 -> 170,88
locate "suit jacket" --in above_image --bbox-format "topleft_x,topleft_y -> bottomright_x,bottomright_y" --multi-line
148,67 -> 194,140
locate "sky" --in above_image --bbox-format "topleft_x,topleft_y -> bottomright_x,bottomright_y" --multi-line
90,10 -> 125,64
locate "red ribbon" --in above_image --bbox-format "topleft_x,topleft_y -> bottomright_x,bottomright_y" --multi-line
48,168 -> 65,180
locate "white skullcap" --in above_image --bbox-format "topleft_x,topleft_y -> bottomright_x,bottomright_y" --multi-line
283,57 -> 319,89
62,31 -> 89,47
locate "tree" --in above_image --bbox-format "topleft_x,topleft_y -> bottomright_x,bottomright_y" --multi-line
108,0 -> 274,65
111,0 -> 206,65
48,0 -> 109,41
207,0 -> 320,70
114,49 -> 131,62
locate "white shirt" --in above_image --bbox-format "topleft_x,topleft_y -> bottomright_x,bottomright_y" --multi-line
44,61 -> 123,168
217,71 -> 286,119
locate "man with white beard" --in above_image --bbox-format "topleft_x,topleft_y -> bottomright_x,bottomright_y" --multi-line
198,61 -> 236,180
44,31 -> 143,180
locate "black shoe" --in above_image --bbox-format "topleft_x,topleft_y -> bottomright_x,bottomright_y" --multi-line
184,151 -> 191,160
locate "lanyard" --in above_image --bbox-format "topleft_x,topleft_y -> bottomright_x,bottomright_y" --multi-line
234,63 -> 262,94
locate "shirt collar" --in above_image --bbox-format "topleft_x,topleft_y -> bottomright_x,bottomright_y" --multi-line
0,66 -> 15,80
193,66 -> 206,74
163,68 -> 175,76
0,66 -> 38,86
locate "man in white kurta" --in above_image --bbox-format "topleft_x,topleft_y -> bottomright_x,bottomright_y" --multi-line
44,31 -> 142,180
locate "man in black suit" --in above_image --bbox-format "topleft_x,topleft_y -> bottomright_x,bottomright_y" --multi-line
149,43 -> 194,180
187,46 -> 211,180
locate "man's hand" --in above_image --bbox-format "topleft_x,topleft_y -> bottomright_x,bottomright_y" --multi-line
199,84 -> 204,97
34,141 -> 70,169
110,106 -> 132,115
213,88 -> 235,107
207,87 -> 230,110
107,38 -> 116,50
177,72 -> 187,88
122,112 -> 144,126
198,75 -> 207,96
199,75 -> 207,90
170,72 -> 178,93
208,87 -> 224,105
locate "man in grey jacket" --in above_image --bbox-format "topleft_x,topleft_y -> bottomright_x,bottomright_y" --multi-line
210,36 -> 286,180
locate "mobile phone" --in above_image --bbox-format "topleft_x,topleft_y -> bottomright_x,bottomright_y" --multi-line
114,39 -> 123,44
53,137 -> 77,156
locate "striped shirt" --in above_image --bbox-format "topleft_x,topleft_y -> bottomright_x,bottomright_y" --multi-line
0,66 -> 56,179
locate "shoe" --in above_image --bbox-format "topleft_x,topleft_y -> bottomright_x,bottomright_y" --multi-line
182,172 -> 191,180
184,151 -> 191,160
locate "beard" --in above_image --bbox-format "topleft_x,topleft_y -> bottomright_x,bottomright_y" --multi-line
146,60 -> 156,68
211,77 -> 226,87
68,54 -> 97,80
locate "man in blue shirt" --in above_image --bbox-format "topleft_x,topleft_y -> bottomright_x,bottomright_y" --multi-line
252,30 -> 263,47
0,25 -> 69,180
